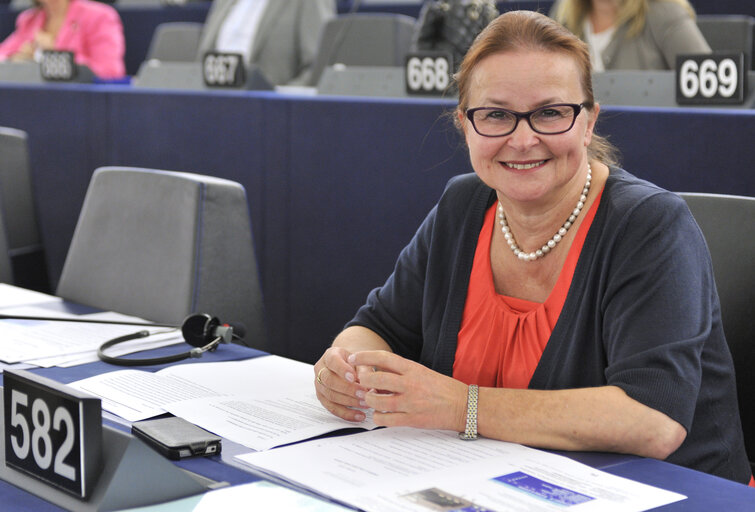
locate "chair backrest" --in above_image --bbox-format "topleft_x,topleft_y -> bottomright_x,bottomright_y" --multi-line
0,127 -> 48,291
146,22 -> 204,62
0,127 -> 42,256
696,14 -> 755,70
0,201 -> 12,285
679,192 -> 755,468
133,60 -> 272,91
56,167 -> 268,351
309,13 -> 416,86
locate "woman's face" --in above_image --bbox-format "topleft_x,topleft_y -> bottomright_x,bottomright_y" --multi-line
460,49 -> 598,209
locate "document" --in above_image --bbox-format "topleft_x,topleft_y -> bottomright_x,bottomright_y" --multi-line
237,427 -> 687,512
69,355 -> 377,449
0,283 -> 61,308
0,305 -> 182,364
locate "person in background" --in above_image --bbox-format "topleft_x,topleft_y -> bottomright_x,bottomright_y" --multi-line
412,0 -> 499,72
0,0 -> 126,79
313,10 -> 752,485
197,0 -> 336,86
550,0 -> 710,71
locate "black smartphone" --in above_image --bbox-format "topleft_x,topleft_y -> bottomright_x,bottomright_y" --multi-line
131,417 -> 222,460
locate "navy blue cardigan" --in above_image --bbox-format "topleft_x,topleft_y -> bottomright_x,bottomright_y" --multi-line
348,168 -> 750,483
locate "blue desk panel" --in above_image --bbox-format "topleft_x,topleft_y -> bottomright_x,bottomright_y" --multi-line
0,84 -> 752,364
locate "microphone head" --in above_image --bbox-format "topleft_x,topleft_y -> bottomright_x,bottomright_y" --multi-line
181,313 -> 220,348
181,314 -> 246,347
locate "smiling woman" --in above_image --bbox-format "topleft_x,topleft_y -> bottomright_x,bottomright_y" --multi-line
312,10 -> 752,486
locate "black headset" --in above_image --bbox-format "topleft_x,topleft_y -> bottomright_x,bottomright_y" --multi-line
97,313 -> 246,366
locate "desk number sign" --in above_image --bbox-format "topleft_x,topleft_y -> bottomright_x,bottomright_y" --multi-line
203,52 -> 246,88
405,52 -> 453,96
676,52 -> 746,105
3,370 -> 102,498
40,51 -> 77,82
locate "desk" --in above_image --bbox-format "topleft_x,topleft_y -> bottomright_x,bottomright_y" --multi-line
0,84 -> 753,363
0,343 -> 753,510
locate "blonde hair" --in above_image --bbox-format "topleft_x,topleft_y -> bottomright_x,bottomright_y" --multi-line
552,0 -> 696,38
454,10 -> 619,166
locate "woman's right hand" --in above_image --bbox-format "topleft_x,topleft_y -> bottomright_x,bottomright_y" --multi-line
314,346 -> 369,422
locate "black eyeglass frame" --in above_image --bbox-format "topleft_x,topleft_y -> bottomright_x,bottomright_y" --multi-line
465,103 -> 586,137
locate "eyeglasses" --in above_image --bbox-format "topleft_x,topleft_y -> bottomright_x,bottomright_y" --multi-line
465,103 -> 585,137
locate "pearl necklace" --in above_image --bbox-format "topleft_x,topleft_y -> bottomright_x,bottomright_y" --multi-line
498,164 -> 592,262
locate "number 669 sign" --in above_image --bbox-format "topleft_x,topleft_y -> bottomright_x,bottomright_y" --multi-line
676,53 -> 746,105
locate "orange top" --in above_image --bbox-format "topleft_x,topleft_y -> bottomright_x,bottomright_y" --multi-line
454,191 -> 602,388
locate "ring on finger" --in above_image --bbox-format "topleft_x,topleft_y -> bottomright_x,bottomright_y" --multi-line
317,367 -> 327,385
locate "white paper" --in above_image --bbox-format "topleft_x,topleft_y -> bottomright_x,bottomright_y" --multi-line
115,481 -> 350,511
237,427 -> 687,512
68,355 -> 377,449
70,369 -> 225,421
165,390 -> 375,451
0,283 -> 62,308
0,306 -> 182,363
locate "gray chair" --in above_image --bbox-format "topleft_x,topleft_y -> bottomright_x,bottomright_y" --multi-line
146,22 -> 204,62
56,167 -> 268,350
0,127 -> 48,291
310,13 -> 416,86
133,61 -> 209,90
679,192 -> 755,471
0,203 -> 12,285
696,14 -> 755,70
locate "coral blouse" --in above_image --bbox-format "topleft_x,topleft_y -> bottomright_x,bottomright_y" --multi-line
454,191 -> 602,388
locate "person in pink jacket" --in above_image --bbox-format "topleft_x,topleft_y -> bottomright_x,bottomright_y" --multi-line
0,0 -> 126,79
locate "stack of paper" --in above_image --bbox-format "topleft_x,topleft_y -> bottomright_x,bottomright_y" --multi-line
69,356 -> 378,450
0,283 -> 183,369
237,427 -> 687,512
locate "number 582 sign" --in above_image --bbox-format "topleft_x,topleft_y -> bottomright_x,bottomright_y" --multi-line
3,370 -> 102,498
676,53 -> 746,105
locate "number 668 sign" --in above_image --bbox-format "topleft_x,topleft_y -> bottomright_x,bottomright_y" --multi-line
676,53 -> 746,105
3,370 -> 102,498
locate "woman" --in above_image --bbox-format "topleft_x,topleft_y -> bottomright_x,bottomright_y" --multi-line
0,0 -> 125,79
550,0 -> 710,70
314,10 -> 752,485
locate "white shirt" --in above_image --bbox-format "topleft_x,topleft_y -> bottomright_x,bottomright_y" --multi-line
583,19 -> 616,72
216,0 -> 270,63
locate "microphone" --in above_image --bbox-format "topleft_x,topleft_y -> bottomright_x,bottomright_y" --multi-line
98,313 -> 246,366
180,313 -> 246,347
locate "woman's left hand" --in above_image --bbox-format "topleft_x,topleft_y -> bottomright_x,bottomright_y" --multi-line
348,350 -> 468,432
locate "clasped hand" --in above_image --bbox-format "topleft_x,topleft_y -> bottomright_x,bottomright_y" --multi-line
314,347 -> 467,432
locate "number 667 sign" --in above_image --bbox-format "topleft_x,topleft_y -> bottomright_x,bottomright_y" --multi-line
676,53 -> 746,105
3,370 -> 102,498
